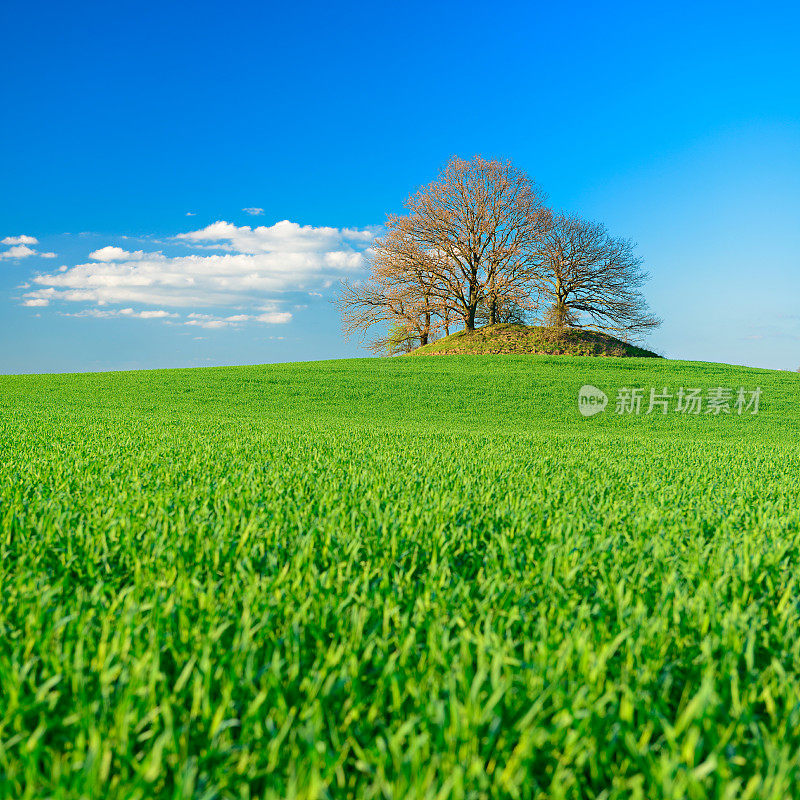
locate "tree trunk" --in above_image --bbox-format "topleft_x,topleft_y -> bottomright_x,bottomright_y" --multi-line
420,310 -> 430,345
466,303 -> 477,331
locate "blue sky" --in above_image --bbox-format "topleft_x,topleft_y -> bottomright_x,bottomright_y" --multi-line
1,0 -> 798,373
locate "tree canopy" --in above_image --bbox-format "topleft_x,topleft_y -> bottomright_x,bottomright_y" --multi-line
337,155 -> 660,353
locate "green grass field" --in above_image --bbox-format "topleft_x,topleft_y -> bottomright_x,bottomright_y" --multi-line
2,355 -> 799,799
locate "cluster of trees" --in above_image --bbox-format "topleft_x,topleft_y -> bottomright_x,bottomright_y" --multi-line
337,156 -> 660,354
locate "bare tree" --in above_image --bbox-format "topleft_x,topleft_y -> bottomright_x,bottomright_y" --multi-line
475,296 -> 528,326
391,155 -> 550,330
337,279 -> 428,354
336,227 -> 443,353
534,213 -> 661,338
386,322 -> 419,355
337,157 -> 659,353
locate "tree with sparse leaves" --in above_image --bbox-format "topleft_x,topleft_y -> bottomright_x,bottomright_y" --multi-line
338,157 -> 660,354
533,213 -> 661,338
337,156 -> 550,352
392,155 -> 550,331
337,226 -> 443,353
475,296 -> 528,326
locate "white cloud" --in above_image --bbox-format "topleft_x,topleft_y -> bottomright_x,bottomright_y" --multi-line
1,245 -> 37,259
175,219 -> 375,254
89,246 -> 149,262
184,317 -> 229,329
124,308 -> 177,319
1,234 -> 57,260
22,219 -> 374,327
62,307 -> 180,320
185,212 -> 196,217
242,207 -> 264,216
183,310 -> 293,328
2,235 -> 38,245
258,311 -> 292,323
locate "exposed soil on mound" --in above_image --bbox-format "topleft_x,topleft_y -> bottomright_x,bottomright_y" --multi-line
410,324 -> 661,358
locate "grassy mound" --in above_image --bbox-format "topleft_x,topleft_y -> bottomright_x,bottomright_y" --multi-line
2,356 -> 799,798
411,322 -> 660,357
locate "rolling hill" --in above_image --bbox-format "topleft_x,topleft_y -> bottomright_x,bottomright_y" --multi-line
1,355 -> 799,799
411,323 -> 660,358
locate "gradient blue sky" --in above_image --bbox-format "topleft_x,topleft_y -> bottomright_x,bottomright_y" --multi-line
2,0 -> 798,373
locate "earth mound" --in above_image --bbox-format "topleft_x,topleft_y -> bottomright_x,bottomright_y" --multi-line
410,324 -> 661,358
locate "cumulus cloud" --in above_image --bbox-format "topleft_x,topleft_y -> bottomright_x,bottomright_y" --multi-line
21,219 -> 375,328
2,245 -> 37,259
3,235 -> 38,245
242,207 -> 264,216
176,219 -> 375,255
1,234 -> 57,260
89,246 -> 149,261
